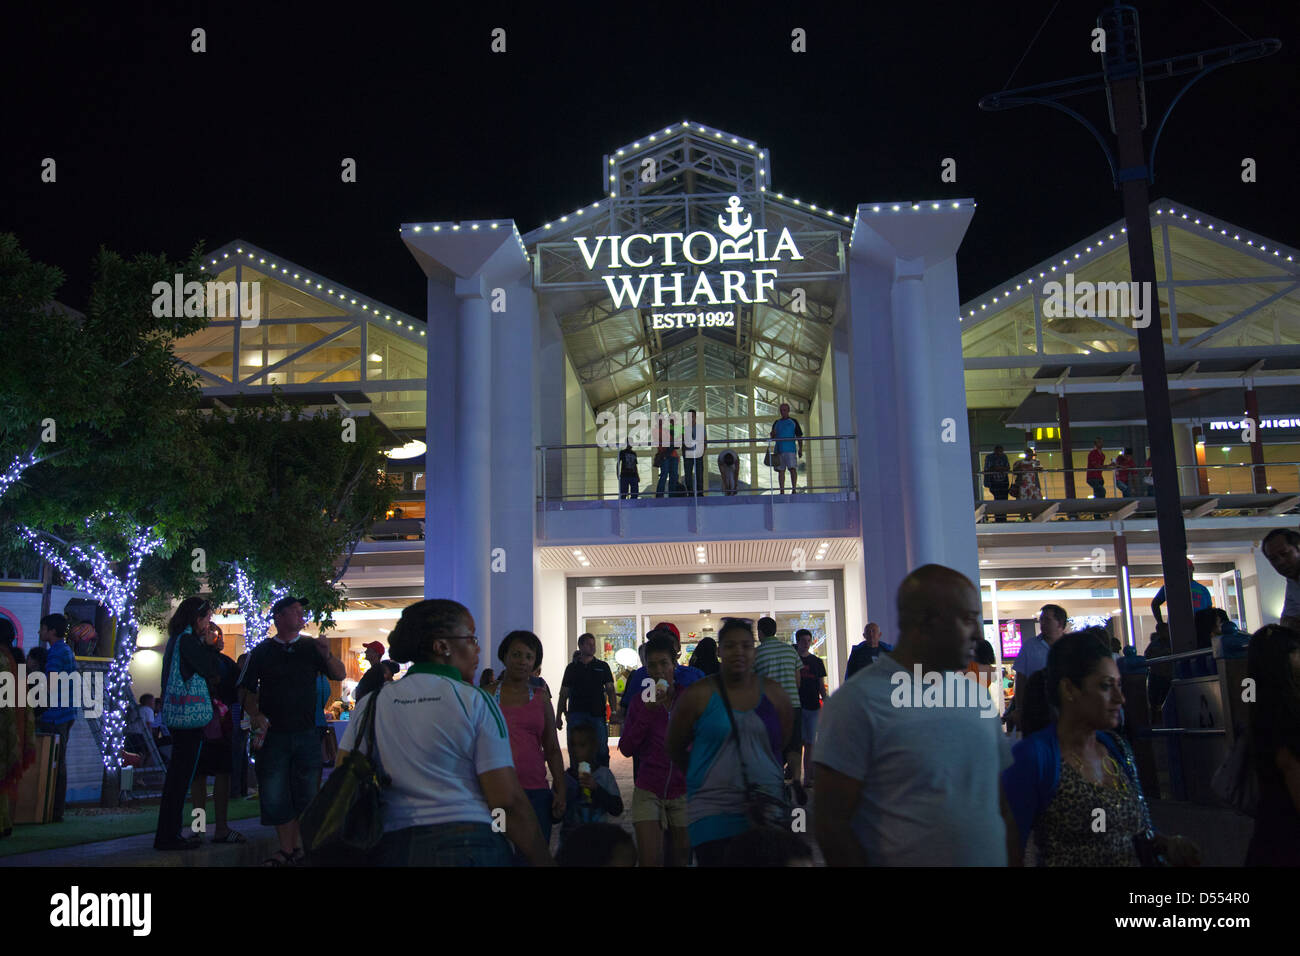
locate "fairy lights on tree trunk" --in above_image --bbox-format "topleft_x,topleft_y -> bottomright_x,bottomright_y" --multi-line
19,520 -> 165,774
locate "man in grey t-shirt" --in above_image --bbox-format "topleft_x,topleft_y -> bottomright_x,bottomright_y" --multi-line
1263,528 -> 1300,631
813,564 -> 1018,866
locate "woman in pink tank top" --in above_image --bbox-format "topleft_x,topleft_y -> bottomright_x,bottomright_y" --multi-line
496,631 -> 565,850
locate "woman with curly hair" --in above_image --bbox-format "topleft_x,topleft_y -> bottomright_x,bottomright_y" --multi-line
336,600 -> 553,866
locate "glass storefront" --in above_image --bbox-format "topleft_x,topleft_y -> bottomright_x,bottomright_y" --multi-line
576,578 -> 842,689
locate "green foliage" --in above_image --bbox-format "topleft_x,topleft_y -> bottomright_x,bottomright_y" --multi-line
0,235 -> 216,569
1,234 -> 396,631
140,392 -> 397,628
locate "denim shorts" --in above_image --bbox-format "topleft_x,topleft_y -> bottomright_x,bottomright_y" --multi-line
801,708 -> 819,745
375,822 -> 514,867
255,727 -> 322,826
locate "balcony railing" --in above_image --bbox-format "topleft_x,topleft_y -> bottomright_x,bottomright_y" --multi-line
974,461 -> 1300,521
538,435 -> 858,505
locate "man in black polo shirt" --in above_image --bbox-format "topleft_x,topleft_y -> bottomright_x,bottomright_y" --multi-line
556,633 -> 617,768
238,596 -> 345,866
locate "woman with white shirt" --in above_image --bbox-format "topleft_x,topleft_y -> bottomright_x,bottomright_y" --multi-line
338,599 -> 553,866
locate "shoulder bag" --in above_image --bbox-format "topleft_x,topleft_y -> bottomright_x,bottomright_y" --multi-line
301,684 -> 392,866
1104,731 -> 1167,867
161,632 -> 214,730
714,675 -> 791,831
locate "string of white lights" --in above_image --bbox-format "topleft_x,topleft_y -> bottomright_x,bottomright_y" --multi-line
18,523 -> 164,773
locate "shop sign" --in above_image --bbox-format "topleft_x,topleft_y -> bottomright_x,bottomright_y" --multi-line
573,196 -> 803,322
1208,418 -> 1300,431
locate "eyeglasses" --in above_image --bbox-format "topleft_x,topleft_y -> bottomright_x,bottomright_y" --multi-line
447,635 -> 479,646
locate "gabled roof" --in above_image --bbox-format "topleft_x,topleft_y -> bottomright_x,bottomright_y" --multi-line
200,240 -> 424,336
961,199 -> 1299,335
173,242 -> 429,434
959,200 -> 1300,410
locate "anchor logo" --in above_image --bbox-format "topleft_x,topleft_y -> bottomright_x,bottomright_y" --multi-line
717,195 -> 755,262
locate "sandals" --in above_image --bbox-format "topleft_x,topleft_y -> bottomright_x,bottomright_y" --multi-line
261,847 -> 306,867
212,829 -> 247,844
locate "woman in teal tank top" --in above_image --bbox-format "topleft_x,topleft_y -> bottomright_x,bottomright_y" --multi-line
667,619 -> 792,866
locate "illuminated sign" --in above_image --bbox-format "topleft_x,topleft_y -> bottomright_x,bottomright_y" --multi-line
1000,621 -> 1022,659
1208,418 -> 1299,431
574,196 -> 803,319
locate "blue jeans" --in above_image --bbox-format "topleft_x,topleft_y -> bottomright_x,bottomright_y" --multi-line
255,727 -> 322,826
619,476 -> 639,499
656,458 -> 679,497
374,822 -> 513,866
684,456 -> 704,495
566,712 -> 609,767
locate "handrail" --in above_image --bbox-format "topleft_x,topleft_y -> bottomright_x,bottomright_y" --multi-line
537,434 -> 857,452
1144,647 -> 1214,665
975,461 -> 1300,478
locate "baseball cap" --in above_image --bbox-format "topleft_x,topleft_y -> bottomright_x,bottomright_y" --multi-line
270,595 -> 310,616
653,621 -> 681,641
362,640 -> 385,655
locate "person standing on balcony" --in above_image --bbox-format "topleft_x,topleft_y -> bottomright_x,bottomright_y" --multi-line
617,440 -> 639,500
770,403 -> 804,494
1086,438 -> 1108,515
1114,447 -> 1138,498
654,423 -> 680,498
682,409 -> 705,496
983,445 -> 1011,523
1262,528 -> 1300,631
1012,448 -> 1043,517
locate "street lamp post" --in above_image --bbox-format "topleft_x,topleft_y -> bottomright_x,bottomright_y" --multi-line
980,2 -> 1279,651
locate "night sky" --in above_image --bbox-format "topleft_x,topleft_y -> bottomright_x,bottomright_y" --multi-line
5,1 -> 1297,318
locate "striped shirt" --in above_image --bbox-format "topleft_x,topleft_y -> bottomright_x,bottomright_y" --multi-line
754,637 -> 802,704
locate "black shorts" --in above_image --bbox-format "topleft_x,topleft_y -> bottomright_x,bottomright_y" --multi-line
196,734 -> 233,776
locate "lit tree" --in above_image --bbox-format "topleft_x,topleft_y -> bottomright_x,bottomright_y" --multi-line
19,519 -> 165,775
232,562 -> 288,651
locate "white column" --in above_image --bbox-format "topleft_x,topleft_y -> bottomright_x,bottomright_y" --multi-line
455,276 -> 492,632
893,261 -> 943,562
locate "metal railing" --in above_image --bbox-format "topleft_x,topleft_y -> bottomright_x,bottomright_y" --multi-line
974,460 -> 1300,516
538,434 -> 858,505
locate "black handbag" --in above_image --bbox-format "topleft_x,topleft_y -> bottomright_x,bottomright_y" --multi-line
301,684 -> 391,866
714,675 -> 792,831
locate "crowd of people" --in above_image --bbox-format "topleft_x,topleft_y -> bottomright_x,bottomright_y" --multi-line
3,525 -> 1296,866
981,441 -> 1154,521
616,403 -> 807,499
